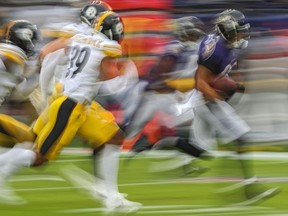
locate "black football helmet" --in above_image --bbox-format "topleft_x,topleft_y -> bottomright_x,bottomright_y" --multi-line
93,11 -> 124,42
214,9 -> 250,48
80,1 -> 112,26
3,20 -> 40,57
175,16 -> 205,42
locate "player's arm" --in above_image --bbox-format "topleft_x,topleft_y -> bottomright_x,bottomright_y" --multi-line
195,64 -> 223,101
99,56 -> 121,80
99,40 -> 123,80
230,69 -> 246,93
10,73 -> 39,99
39,38 -> 68,62
39,48 -> 67,99
235,82 -> 245,93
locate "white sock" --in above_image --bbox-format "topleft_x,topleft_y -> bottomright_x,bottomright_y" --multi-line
0,146 -> 36,183
0,142 -> 34,165
99,144 -> 120,199
94,149 -> 104,180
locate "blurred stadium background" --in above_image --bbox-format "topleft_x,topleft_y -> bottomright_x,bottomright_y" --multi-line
1,1 -> 288,215
1,0 -> 288,146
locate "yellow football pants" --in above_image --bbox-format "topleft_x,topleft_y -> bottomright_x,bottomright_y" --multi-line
33,96 -> 119,161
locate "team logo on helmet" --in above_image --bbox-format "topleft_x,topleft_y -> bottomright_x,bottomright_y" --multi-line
84,6 -> 98,20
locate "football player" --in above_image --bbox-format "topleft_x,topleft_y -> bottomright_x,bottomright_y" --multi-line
124,16 -> 210,166
36,0 -> 113,111
39,0 -> 112,61
0,19 -> 41,122
188,9 -> 280,204
0,11 -> 142,213
32,1 -> 141,206
0,19 -> 41,203
0,19 -> 40,138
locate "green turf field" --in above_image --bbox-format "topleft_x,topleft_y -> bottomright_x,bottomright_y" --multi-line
1,149 -> 288,216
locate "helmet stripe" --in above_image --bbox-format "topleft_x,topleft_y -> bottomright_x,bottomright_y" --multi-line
5,20 -> 32,39
94,11 -> 115,31
5,20 -> 16,39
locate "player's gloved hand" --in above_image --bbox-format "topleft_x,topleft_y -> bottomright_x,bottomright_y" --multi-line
236,82 -> 245,93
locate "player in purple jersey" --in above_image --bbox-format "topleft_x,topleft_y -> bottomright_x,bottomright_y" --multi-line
124,16 -> 212,162
188,9 -> 280,205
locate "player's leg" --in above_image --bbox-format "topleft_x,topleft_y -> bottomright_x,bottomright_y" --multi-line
77,103 -> 142,212
34,96 -> 86,162
0,114 -> 37,204
0,96 -> 86,201
0,114 -> 36,197
0,114 -> 35,145
204,100 -> 280,204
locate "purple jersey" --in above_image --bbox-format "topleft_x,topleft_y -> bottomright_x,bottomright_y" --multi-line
198,34 -> 238,76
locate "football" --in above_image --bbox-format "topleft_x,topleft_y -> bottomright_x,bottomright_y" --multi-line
211,75 -> 238,98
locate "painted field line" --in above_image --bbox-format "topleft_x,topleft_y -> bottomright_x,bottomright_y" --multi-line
60,149 -> 288,161
59,205 -> 208,214
120,176 -> 288,186
10,175 -> 288,192
58,205 -> 270,214
11,175 -> 65,182
138,206 -> 270,215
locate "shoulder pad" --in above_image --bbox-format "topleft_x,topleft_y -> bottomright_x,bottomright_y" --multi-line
42,23 -> 90,39
100,37 -> 122,58
200,34 -> 218,60
90,32 -> 122,57
0,43 -> 27,65
71,33 -> 122,58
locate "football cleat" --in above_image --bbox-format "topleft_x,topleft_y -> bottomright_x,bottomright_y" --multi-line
231,186 -> 281,206
104,193 -> 142,214
61,165 -> 107,203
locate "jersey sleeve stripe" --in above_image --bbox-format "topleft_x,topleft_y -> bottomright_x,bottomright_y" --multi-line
102,44 -> 122,57
41,29 -> 75,39
0,44 -> 26,64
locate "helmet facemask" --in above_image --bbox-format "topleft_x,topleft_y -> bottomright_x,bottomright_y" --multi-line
215,9 -> 250,49
93,11 -> 124,43
5,21 -> 40,57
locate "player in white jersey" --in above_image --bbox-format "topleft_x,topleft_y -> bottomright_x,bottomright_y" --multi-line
0,20 -> 40,112
0,19 -> 40,138
34,1 -> 140,205
40,0 -> 112,60
0,20 -> 41,203
34,1 -> 113,112
0,11 -> 142,213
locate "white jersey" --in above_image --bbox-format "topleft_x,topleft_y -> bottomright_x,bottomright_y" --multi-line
62,22 -> 93,37
0,42 -> 28,104
63,32 -> 122,103
42,22 -> 92,39
39,22 -> 93,102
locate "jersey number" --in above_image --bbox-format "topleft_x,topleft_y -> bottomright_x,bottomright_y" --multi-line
66,45 -> 91,78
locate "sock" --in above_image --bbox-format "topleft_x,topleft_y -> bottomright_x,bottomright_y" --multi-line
0,142 -> 34,165
99,144 -> 120,199
92,145 -> 104,177
152,136 -> 179,150
236,140 -> 255,180
0,147 -> 36,183
175,138 -> 206,158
